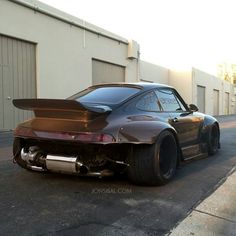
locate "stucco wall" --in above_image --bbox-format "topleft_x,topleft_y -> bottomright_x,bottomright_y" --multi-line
0,0 -> 138,98
168,70 -> 193,105
192,68 -> 234,115
139,61 -> 169,84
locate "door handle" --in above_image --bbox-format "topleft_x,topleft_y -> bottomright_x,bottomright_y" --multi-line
172,117 -> 179,123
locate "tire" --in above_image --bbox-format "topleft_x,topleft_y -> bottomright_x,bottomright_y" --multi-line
127,130 -> 178,186
208,124 -> 219,156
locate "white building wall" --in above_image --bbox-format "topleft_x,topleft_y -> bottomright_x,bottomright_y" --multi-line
168,70 -> 192,105
139,61 -> 169,84
139,64 -> 236,115
0,0 -> 138,98
1,1 -> 235,116
192,68 -> 234,115
164,68 -> 235,115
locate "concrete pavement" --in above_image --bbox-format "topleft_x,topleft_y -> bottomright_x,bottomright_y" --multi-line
1,115 -> 236,235
169,167 -> 236,236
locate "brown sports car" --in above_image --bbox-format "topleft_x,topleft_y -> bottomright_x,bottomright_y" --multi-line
12,83 -> 220,185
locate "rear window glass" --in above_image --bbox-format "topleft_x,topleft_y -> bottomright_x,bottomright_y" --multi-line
72,87 -> 140,105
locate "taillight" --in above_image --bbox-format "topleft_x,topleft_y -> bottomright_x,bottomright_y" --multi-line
76,133 -> 115,143
14,126 -> 35,137
34,131 -> 115,143
14,127 -> 115,143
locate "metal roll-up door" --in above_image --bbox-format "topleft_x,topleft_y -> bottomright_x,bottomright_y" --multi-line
213,89 -> 219,116
0,35 -> 36,131
234,95 -> 236,114
225,92 -> 230,115
92,59 -> 125,85
197,85 -> 205,113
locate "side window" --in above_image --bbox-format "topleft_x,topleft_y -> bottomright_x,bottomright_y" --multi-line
136,91 -> 161,112
155,89 -> 186,112
175,95 -> 186,111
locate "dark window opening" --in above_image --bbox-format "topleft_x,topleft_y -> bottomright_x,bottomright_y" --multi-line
70,86 -> 140,105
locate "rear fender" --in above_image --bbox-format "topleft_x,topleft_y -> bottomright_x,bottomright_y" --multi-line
117,121 -> 177,144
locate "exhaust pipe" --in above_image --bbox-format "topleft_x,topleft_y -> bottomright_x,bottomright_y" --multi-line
21,146 -> 46,171
46,155 -> 113,176
20,148 -> 113,177
21,146 -> 40,164
46,155 -> 89,174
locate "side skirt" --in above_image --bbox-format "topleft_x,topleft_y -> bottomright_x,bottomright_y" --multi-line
181,143 -> 208,161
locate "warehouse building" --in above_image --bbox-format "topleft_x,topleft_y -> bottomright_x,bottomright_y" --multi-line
169,68 -> 235,116
140,61 -> 235,116
0,0 -> 235,131
0,0 -> 139,130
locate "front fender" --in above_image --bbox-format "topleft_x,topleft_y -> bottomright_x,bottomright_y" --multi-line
203,115 -> 218,127
117,121 -> 176,144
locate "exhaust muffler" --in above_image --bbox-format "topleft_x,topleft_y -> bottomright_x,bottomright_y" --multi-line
46,155 -> 89,174
20,148 -> 113,177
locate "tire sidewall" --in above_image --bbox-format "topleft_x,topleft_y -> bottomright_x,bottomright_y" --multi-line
154,131 -> 178,183
208,124 -> 219,155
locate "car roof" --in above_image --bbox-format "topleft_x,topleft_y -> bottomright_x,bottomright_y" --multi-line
89,82 -> 174,91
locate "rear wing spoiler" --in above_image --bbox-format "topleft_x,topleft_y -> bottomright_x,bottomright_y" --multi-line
13,99 -> 112,114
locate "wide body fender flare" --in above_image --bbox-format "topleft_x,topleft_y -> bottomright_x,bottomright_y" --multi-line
117,121 -> 178,144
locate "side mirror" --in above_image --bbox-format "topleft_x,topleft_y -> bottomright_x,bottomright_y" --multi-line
189,104 -> 198,112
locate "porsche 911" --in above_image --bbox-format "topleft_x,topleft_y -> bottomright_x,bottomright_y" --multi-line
12,83 -> 220,185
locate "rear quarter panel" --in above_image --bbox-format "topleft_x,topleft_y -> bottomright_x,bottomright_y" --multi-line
116,121 -> 176,144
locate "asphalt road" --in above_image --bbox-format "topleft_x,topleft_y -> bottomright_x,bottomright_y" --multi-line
1,115 -> 236,236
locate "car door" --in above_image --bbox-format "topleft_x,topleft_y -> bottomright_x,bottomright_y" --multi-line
155,88 -> 204,150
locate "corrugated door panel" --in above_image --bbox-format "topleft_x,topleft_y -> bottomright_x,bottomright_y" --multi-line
0,35 -> 36,131
25,43 -> 31,121
234,95 -> 236,114
3,38 -> 14,130
0,64 -> 3,130
235,95 -> 236,114
17,40 -> 24,123
15,40 -> 35,126
0,36 -> 3,130
27,44 -> 36,121
30,44 -> 36,103
92,59 -> 125,85
7,38 -> 15,129
1,36 -> 14,130
213,89 -> 219,116
22,42 -> 27,121
197,85 -> 205,113
12,38 -> 19,125
225,92 -> 229,115
3,65 -> 14,129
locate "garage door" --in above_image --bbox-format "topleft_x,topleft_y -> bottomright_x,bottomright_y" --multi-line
92,59 -> 125,85
225,92 -> 230,115
213,89 -> 219,116
0,35 -> 36,131
235,95 -> 236,114
197,85 -> 205,113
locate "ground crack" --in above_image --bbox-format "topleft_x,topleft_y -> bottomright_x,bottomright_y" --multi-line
193,209 -> 236,224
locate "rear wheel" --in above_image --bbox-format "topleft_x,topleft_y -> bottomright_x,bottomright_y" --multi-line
127,131 -> 178,186
208,124 -> 219,155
